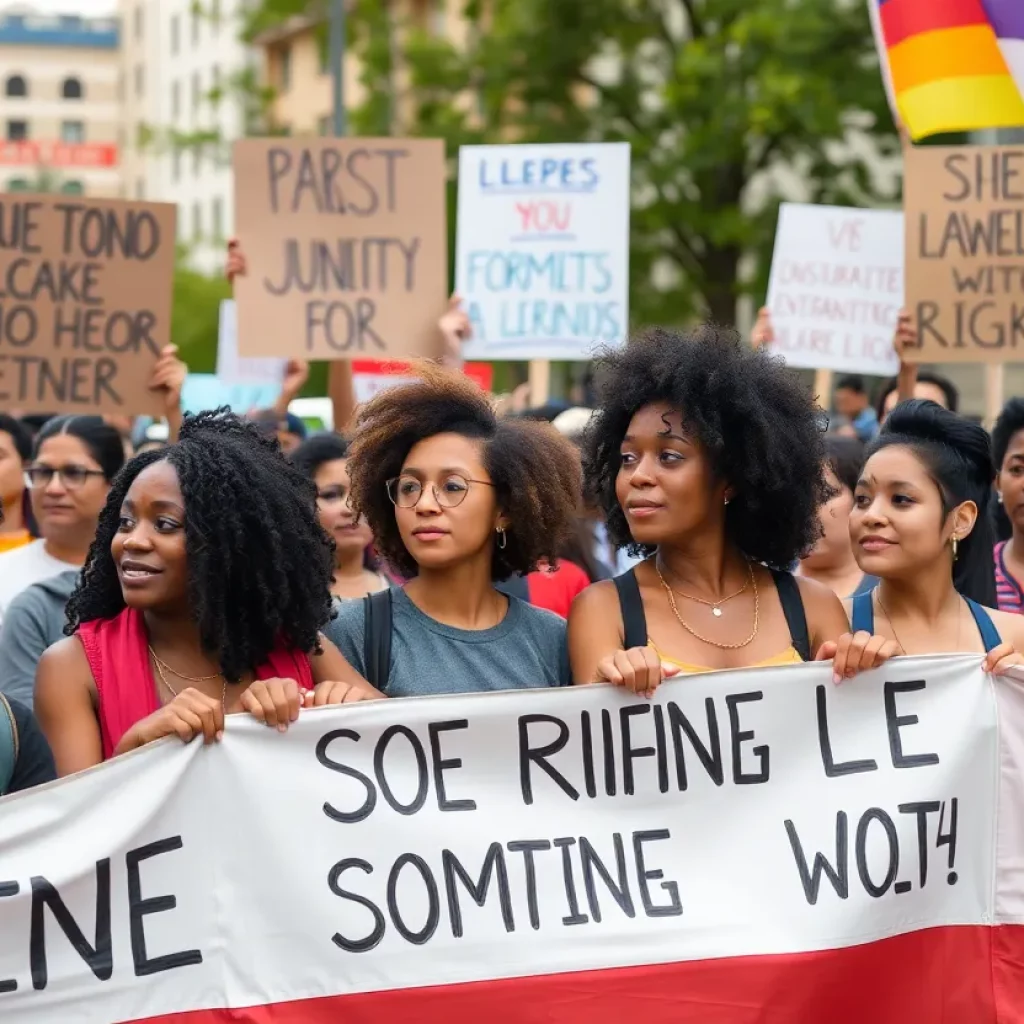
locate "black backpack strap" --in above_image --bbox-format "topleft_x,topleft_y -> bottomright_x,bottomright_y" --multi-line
771,569 -> 811,662
613,569 -> 648,650
495,574 -> 530,603
362,589 -> 393,692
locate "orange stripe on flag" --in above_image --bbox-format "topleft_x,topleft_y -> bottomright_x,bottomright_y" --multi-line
897,75 -> 1024,138
888,25 -> 1012,93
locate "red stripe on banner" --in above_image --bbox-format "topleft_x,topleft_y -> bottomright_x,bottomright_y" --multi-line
127,924 -> 1024,1024
879,0 -> 989,49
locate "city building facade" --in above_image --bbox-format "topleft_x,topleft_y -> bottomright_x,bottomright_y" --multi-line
0,10 -> 121,197
119,0 -> 252,273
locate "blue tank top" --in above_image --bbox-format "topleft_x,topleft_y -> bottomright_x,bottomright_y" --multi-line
850,592 -> 1001,653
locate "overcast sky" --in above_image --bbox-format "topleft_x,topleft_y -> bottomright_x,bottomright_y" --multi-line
0,0 -> 117,15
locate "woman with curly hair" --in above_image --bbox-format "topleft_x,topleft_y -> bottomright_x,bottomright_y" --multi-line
569,326 -> 898,692
324,365 -> 582,695
846,400 -> 1022,672
992,398 -> 1024,613
35,411 -> 375,777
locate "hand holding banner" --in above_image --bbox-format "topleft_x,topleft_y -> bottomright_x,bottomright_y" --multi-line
1,657 -> 1022,1022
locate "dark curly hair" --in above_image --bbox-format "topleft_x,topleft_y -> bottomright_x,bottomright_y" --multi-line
65,409 -> 334,682
868,400 -> 996,607
582,325 -> 830,569
347,364 -> 582,581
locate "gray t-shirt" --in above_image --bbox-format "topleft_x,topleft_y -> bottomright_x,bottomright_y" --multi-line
325,587 -> 570,697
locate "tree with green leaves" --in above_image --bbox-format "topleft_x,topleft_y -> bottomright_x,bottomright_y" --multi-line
241,0 -> 900,327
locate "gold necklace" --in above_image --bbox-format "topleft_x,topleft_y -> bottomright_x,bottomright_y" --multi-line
657,559 -> 750,617
149,647 -> 227,711
875,589 -> 961,654
656,561 -> 759,649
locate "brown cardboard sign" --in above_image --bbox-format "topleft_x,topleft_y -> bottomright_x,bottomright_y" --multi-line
233,138 -> 447,360
904,144 -> 1024,363
0,193 -> 176,414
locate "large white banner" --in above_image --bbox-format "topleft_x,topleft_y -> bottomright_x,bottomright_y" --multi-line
766,203 -> 903,376
455,142 -> 631,360
1,657 -> 1022,1023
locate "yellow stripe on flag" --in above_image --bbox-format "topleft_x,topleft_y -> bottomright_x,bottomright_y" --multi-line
897,75 -> 1024,139
888,25 -> 1012,94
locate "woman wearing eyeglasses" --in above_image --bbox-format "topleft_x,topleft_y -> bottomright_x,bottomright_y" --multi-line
290,434 -> 390,602
0,415 -> 125,625
324,366 -> 582,696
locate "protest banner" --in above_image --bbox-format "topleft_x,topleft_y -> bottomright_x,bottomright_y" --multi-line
765,203 -> 902,376
216,299 -> 286,389
904,143 -> 1024,363
0,193 -> 175,414
455,142 -> 631,361
1,656 -> 1022,1023
351,358 -> 494,403
232,138 -> 448,361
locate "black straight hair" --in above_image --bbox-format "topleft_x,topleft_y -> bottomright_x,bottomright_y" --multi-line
33,415 -> 126,482
866,400 -> 996,607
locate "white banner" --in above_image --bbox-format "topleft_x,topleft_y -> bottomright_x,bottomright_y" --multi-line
0,657 -> 1021,1023
766,203 -> 903,376
455,142 -> 631,360
216,299 -> 287,388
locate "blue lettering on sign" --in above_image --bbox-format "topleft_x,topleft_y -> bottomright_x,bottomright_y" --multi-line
477,157 -> 600,193
497,300 -> 622,343
465,251 -> 612,294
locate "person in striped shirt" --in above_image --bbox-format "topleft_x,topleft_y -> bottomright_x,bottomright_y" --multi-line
993,399 -> 1024,615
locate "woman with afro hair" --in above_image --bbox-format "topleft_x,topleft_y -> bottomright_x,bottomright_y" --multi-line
324,365 -> 582,695
35,411 -> 376,777
569,326 -> 899,693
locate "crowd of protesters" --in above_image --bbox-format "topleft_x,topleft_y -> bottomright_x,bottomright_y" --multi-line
2,256 -> 1023,797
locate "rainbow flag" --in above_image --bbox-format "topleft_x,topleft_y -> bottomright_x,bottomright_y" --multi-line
870,0 -> 1024,139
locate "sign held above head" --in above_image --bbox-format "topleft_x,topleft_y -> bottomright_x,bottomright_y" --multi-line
232,138 -> 448,362
0,192 -> 175,415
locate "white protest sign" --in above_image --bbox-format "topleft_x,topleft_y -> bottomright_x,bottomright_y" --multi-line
456,142 -> 631,360
216,299 -> 287,388
1,656 -> 1022,1023
766,203 -> 903,375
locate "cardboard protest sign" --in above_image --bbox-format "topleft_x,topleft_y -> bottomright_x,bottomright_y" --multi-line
456,142 -> 631,360
904,144 -> 1024,363
180,373 -> 279,415
0,193 -> 175,414
351,358 -> 493,403
216,299 -> 286,388
1,656 -> 1022,1023
765,203 -> 902,376
232,138 -> 448,361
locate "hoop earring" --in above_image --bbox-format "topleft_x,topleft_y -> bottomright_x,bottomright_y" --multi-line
951,535 -> 959,561
497,527 -> 507,550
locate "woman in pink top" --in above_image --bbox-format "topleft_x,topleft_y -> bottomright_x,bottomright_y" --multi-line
35,411 -> 378,777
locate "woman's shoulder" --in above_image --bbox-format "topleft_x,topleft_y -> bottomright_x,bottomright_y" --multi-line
38,634 -> 89,671
512,596 -> 568,638
982,605 -> 1024,647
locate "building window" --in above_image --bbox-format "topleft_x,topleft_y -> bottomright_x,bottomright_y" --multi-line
193,146 -> 201,176
117,71 -> 124,101
318,115 -> 331,136
211,0 -> 221,32
212,196 -> 223,241
135,178 -> 145,199
279,45 -> 292,91
210,63 -> 221,104
192,201 -> 201,240
5,75 -> 26,98
134,3 -> 143,40
6,121 -> 28,142
62,77 -> 84,100
191,7 -> 199,46
191,72 -> 200,114
172,149 -> 181,183
170,14 -> 179,55
61,120 -> 85,143
133,65 -> 143,98
171,81 -> 180,120
60,180 -> 84,196
7,178 -> 29,191
319,33 -> 330,74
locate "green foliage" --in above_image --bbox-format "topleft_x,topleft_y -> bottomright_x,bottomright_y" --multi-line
246,0 -> 899,326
